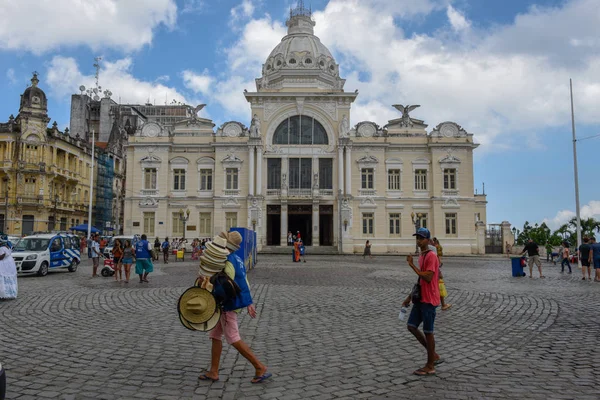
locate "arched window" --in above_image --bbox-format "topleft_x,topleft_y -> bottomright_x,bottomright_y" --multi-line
273,116 -> 328,145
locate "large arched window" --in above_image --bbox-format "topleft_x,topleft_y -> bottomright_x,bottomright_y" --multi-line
273,116 -> 328,145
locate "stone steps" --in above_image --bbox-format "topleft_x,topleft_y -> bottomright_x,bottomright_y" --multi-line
259,245 -> 339,255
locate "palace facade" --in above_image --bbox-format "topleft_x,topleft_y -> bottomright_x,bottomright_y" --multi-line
0,74 -> 125,236
124,5 -> 488,254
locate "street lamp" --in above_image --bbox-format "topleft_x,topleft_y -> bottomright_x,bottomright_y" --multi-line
2,177 -> 9,234
251,218 -> 257,232
179,208 -> 190,240
410,212 -> 423,254
512,227 -> 517,242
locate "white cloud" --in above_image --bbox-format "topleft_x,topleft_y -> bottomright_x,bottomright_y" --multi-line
446,5 -> 471,32
543,200 -> 600,230
230,0 -> 256,23
181,0 -> 205,14
46,56 -> 192,106
6,68 -> 16,84
0,0 -> 177,54
182,69 -> 213,94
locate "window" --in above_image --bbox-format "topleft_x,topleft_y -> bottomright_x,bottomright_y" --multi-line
417,213 -> 428,229
225,213 -> 237,231
226,168 -> 238,190
173,169 -> 186,191
25,144 -> 38,163
319,158 -> 333,189
361,168 -> 374,189
389,213 -> 401,236
445,213 -> 457,236
24,178 -> 36,196
144,168 -> 157,189
267,159 -> 281,189
172,212 -> 184,236
414,169 -> 427,190
60,217 -> 67,231
199,169 -> 213,191
273,116 -> 328,145
48,216 -> 55,231
362,213 -> 374,236
288,158 -> 312,189
199,213 -> 212,236
444,168 -> 456,190
144,212 -> 155,236
388,169 -> 401,190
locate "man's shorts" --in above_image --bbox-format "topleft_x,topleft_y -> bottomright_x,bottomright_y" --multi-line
209,311 -> 241,344
92,257 -> 99,267
528,255 -> 542,267
581,259 -> 591,267
407,302 -> 437,334
594,258 -> 600,269
135,258 -> 154,274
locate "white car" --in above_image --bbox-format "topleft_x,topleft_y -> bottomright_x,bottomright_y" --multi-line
13,233 -> 81,276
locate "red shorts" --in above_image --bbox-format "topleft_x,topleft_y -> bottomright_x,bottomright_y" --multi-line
208,311 -> 241,344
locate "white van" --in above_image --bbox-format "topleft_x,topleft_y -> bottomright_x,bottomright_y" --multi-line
13,233 -> 81,276
103,235 -> 139,259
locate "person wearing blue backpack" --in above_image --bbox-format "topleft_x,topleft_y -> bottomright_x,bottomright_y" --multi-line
135,234 -> 154,283
198,231 -> 272,385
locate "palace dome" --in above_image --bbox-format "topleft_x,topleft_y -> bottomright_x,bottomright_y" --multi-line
20,73 -> 48,112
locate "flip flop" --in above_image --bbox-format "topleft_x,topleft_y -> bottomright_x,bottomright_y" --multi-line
413,368 -> 436,376
251,372 -> 272,384
434,358 -> 444,365
198,374 -> 218,382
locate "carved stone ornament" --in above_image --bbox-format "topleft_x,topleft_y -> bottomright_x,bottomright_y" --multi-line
356,155 -> 379,164
356,122 -> 377,138
221,154 -> 243,163
139,197 -> 159,207
249,114 -> 261,138
430,122 -> 467,138
339,114 -> 349,138
392,104 -> 421,128
223,122 -> 243,138
223,197 -> 240,208
142,122 -> 161,138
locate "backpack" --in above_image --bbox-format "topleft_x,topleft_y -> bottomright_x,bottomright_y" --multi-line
210,271 -> 241,308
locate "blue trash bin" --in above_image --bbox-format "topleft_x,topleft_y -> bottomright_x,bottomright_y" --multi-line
511,256 -> 526,277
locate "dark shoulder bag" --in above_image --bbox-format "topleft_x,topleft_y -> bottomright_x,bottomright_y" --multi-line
410,278 -> 421,303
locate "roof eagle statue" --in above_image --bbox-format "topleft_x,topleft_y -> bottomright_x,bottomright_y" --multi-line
392,104 -> 420,127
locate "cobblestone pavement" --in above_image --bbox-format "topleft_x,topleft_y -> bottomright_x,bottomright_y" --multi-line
1,254 -> 599,399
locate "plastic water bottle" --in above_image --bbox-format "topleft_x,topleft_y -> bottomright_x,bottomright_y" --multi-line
398,306 -> 408,321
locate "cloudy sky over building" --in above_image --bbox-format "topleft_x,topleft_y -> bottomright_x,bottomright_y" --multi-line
0,0 -> 598,232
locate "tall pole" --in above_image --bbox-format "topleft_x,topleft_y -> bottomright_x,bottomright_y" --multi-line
3,179 -> 8,234
569,79 -> 582,255
337,189 -> 342,254
87,130 -> 95,241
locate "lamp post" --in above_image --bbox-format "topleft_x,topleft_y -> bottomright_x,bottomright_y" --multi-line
410,212 -> 423,254
52,194 -> 59,232
337,189 -> 343,254
3,178 -> 8,234
512,227 -> 517,242
179,208 -> 190,240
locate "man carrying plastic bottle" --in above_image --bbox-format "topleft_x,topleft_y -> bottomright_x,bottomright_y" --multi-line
402,227 -> 442,376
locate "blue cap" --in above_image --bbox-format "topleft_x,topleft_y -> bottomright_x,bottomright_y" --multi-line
413,227 -> 431,239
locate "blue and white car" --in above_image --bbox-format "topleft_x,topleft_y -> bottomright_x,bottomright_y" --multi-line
13,233 -> 81,276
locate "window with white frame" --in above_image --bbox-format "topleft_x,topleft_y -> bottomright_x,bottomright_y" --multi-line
388,169 -> 401,190
144,168 -> 157,189
389,213 -> 401,236
199,213 -> 212,236
417,213 -> 428,229
172,212 -> 184,236
173,169 -> 186,191
362,213 -> 374,236
199,169 -> 213,191
414,169 -> 427,190
444,168 -> 457,190
143,212 -> 155,236
225,212 -> 237,230
361,168 -> 374,189
226,168 -> 239,190
445,213 -> 457,236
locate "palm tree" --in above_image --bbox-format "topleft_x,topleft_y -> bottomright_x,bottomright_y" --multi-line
568,217 -> 600,238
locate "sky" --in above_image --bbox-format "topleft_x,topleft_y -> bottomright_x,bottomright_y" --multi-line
0,0 -> 599,233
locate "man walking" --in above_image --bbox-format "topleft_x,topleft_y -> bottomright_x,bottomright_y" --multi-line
579,237 -> 592,281
91,234 -> 101,277
521,239 -> 544,278
590,237 -> 600,282
135,234 -> 153,283
561,242 -> 572,274
162,237 -> 170,264
402,227 -> 442,376
198,231 -> 271,384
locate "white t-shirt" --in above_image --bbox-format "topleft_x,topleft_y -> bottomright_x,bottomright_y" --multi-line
428,244 -> 438,254
91,241 -> 100,258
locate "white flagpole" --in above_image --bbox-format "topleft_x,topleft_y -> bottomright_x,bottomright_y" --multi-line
570,79 -> 582,258
87,130 -> 95,241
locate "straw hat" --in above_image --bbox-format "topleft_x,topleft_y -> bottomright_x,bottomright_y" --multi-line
177,287 -> 217,325
225,231 -> 242,251
179,307 -> 221,332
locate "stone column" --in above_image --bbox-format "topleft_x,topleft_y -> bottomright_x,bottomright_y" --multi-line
256,147 -> 263,196
280,203 -> 288,246
248,146 -> 255,196
501,220 -> 514,254
475,221 -> 486,255
338,147 -> 344,195
345,146 -> 352,196
312,203 -> 320,246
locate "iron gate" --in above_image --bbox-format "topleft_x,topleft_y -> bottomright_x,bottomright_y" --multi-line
485,224 -> 503,254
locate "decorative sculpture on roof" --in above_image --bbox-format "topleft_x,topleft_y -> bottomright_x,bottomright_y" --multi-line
392,104 -> 421,128
339,114 -> 349,138
249,114 -> 261,138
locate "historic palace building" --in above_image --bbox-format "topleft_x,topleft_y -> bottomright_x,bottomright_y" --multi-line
124,4 -> 488,254
0,73 -> 125,236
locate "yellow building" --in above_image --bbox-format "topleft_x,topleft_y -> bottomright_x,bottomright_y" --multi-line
0,73 -> 125,236
124,5 -> 489,254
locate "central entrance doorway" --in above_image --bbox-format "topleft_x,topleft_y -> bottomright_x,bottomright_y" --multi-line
319,205 -> 333,246
288,204 -> 312,246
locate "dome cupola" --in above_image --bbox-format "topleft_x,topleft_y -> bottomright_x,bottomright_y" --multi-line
20,72 -> 48,114
256,0 -> 345,92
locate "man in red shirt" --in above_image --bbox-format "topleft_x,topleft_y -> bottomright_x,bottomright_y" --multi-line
402,227 -> 441,376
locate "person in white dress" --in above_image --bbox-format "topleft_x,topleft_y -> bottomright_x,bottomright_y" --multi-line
0,241 -> 18,299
